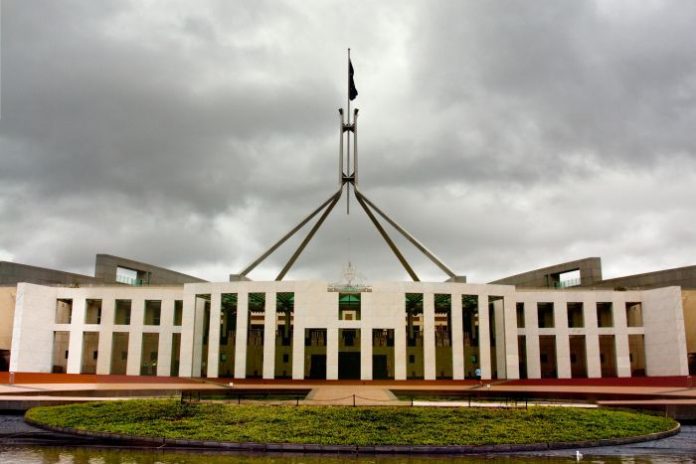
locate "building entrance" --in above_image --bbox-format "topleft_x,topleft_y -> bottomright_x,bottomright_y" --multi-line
308,354 -> 326,379
338,352 -> 361,379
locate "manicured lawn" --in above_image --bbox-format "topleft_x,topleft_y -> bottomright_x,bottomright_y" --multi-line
25,400 -> 676,446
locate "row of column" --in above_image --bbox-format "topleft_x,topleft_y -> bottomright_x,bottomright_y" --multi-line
56,297 -> 181,376
178,291 -> 521,380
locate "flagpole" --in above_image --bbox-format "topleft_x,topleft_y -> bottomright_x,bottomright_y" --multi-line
346,48 -> 351,214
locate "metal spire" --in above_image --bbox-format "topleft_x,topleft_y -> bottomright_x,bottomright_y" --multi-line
235,51 -> 459,282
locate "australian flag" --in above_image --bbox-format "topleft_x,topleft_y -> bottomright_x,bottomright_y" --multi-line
349,59 -> 358,100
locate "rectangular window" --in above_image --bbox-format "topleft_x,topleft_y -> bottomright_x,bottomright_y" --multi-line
173,300 -> 183,326
197,294 -> 211,377
304,328 -> 327,380
110,332 -> 129,375
52,331 -> 70,373
218,293 -> 237,378
144,300 -> 161,325
55,299 -> 73,324
246,293 -> 265,379
339,293 -> 361,320
626,302 -> 643,327
434,294 -> 452,379
85,299 -> 102,324
114,300 -> 131,325
275,292 -> 294,379
140,333 -> 159,376
597,302 -> 613,328
567,302 -> 584,328
516,302 -> 525,328
81,332 -> 99,374
170,333 -> 181,377
405,293 -> 424,380
462,294 -> 480,379
537,302 -> 554,328
373,328 -> 395,380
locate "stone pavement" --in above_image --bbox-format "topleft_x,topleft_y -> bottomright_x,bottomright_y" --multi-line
304,386 -> 402,405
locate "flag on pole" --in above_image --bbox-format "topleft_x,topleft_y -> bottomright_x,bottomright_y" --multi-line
349,59 -> 358,100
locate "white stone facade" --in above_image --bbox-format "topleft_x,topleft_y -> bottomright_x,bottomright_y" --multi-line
9,281 -> 689,379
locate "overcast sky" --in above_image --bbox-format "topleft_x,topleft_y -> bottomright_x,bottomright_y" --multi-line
1,1 -> 695,284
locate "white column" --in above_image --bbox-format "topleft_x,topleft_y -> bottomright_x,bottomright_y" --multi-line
178,292 -> 197,377
555,301 -> 571,379
613,297 -> 631,377
642,287 -> 688,376
394,324 -> 407,380
66,299 -> 86,374
423,293 -> 436,380
292,324 -> 304,380
525,299 -> 541,379
156,299 -> 174,377
361,327 -> 372,380
478,294 -> 492,380
96,331 -> 112,375
189,296 -> 207,377
96,299 -> 114,375
451,292 -> 464,380
234,293 -> 249,379
494,297 -> 507,378
206,293 -> 221,378
585,298 -> 601,378
157,330 -> 172,377
502,295 -> 519,380
263,292 -> 276,379
126,330 -> 142,376
327,328 -> 339,380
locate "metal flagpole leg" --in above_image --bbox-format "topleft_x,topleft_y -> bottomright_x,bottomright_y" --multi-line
353,109 -> 358,185
339,109 -> 344,186
354,189 -> 419,281
354,187 -> 456,278
276,188 -> 344,281
239,188 -> 343,277
346,48 -> 351,215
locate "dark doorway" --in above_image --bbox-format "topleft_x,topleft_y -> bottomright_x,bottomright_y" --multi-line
0,350 -> 9,371
308,354 -> 326,379
339,352 -> 361,379
373,354 -> 389,379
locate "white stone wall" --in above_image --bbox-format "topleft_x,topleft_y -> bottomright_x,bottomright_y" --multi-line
9,281 -> 688,379
11,284 -> 183,375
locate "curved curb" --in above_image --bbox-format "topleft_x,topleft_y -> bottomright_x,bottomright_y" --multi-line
24,417 -> 681,455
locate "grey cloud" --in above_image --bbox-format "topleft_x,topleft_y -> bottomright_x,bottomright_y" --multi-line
1,0 -> 695,284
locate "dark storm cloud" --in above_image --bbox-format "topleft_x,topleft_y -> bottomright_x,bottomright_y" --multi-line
1,0 -> 695,282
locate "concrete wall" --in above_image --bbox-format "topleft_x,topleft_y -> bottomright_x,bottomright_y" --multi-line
640,287 -> 689,376
10,280 -> 688,379
591,266 -> 696,290
0,261 -> 98,286
682,290 -> 696,355
94,254 -> 206,285
0,287 -> 16,350
490,258 -> 603,288
10,283 -> 184,375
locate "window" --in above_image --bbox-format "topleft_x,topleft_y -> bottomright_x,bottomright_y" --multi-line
626,302 -> 643,327
173,300 -> 183,326
55,299 -> 73,324
516,302 -> 525,328
144,300 -> 161,326
85,299 -> 102,324
567,302 -> 584,328
339,293 -> 361,320
597,302 -> 613,328
114,300 -> 131,325
537,302 -> 554,328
